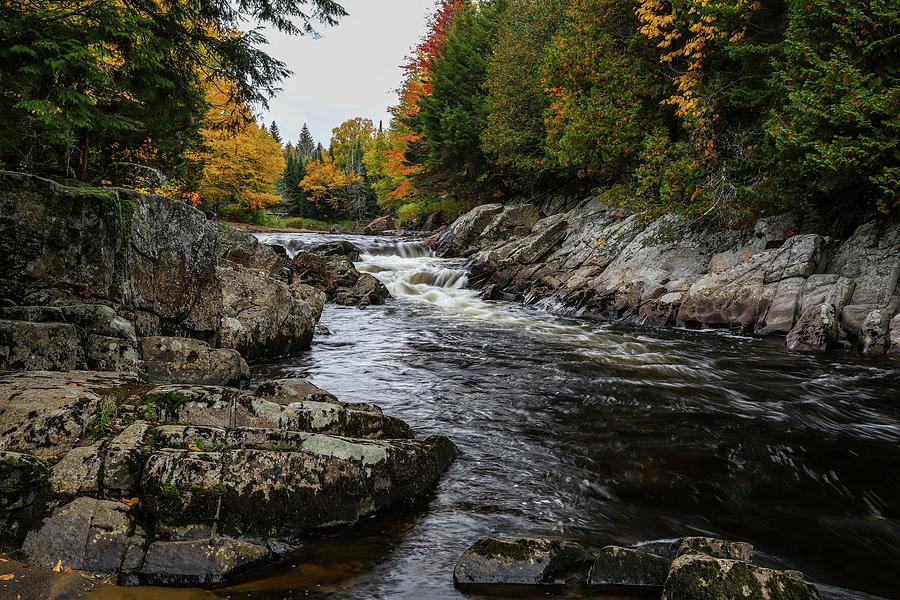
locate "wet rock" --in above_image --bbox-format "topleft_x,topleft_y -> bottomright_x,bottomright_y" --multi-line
889,314 -> 900,355
22,497 -> 140,573
799,274 -> 855,314
453,537 -> 589,585
102,421 -> 150,496
309,240 -> 362,261
860,309 -> 889,355
364,215 -> 396,235
288,252 -> 389,307
786,304 -> 841,352
840,303 -> 880,339
0,320 -> 83,371
675,536 -> 753,562
218,264 -> 317,359
0,451 -> 48,510
140,336 -> 249,387
139,537 -> 270,585
662,554 -> 821,600
50,444 -> 103,497
141,435 -> 457,538
640,292 -> 684,327
0,557 -> 97,599
588,546 -> 670,587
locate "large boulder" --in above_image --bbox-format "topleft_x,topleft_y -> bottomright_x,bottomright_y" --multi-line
588,546 -> 670,587
432,203 -> 504,257
453,537 -> 588,585
889,314 -> 900,355
364,215 -> 396,235
860,309 -> 889,355
140,336 -> 249,387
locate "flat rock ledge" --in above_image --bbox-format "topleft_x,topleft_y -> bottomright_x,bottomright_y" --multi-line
455,535 -> 820,600
0,371 -> 457,590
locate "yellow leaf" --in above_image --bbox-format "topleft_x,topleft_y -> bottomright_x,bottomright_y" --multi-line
187,441 -> 202,452
0,573 -> 13,581
52,559 -> 62,573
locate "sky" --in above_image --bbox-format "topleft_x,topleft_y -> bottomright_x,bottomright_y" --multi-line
258,0 -> 436,146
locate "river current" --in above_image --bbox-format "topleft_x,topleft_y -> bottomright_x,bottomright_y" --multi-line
96,233 -> 899,600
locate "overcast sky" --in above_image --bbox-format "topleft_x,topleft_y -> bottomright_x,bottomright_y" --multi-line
258,0 -> 435,146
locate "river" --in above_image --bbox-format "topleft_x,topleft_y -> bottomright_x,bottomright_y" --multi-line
96,233 -> 899,600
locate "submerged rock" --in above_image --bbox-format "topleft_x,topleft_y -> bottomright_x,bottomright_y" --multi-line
675,536 -> 753,562
288,252 -> 389,307
662,554 -> 821,600
453,537 -> 588,585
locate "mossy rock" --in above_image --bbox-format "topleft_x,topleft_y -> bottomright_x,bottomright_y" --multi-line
662,554 -> 821,600
454,536 -> 589,585
588,545 -> 670,587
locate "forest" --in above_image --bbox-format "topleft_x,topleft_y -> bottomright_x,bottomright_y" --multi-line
1,0 -> 897,227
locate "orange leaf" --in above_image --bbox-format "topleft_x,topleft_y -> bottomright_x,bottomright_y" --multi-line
122,497 -> 140,507
52,560 -> 62,573
0,573 -> 13,581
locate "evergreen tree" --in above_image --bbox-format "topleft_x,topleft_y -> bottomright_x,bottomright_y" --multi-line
298,124 -> 316,161
269,121 -> 282,144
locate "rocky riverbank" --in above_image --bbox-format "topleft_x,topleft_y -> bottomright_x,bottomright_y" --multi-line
430,198 -> 899,355
0,171 -> 452,595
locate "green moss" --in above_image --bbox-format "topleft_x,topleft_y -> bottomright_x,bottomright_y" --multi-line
143,391 -> 190,422
84,403 -> 116,441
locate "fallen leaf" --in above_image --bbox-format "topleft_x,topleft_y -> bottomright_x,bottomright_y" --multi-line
63,567 -> 73,574
0,557 -> 9,562
187,441 -> 202,452
121,497 -> 140,507
0,573 -> 14,581
52,560 -> 62,573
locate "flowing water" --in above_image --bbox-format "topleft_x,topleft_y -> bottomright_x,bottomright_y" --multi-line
95,233 -> 899,600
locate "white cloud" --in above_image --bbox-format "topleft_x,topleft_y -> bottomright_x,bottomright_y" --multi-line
258,0 -> 435,146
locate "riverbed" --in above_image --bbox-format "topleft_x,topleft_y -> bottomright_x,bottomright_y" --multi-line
93,233 -> 899,600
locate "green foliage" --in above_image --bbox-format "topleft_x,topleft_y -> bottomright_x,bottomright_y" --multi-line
482,0 -> 568,187
766,0 -> 900,212
407,0 -> 506,201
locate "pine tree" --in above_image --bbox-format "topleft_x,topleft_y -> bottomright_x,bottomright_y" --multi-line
298,124 -> 316,161
269,121 -> 282,144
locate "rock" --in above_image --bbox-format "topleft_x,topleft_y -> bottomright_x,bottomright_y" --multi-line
22,497 -> 140,573
453,537 -> 588,585
140,336 -> 249,387
0,371 -> 138,457
433,203 -> 504,257
0,320 -> 83,371
841,303 -> 880,339
675,537 -> 753,562
288,252 -> 389,307
588,546 -> 670,587
799,274 -> 855,314
102,421 -> 150,496
255,378 -> 340,404
141,435 -> 457,539
640,292 -> 684,327
757,277 -> 804,335
0,557 -> 97,599
329,223 -> 344,234
786,304 -> 841,352
218,264 -> 317,359
504,216 -> 569,265
139,537 -> 270,585
364,215 -> 396,235
860,309 -> 889,355
827,220 -> 899,307
217,224 -> 286,278
140,385 -> 412,439
889,314 -> 900,355
50,444 -> 103,497
662,554 -> 821,600
0,305 -> 139,372
309,240 -> 362,261
0,451 -> 48,511
479,204 -> 542,248
107,162 -> 168,188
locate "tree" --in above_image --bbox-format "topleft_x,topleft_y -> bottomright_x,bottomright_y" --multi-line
330,117 -> 375,168
195,87 -> 285,215
297,124 -> 316,161
299,156 -> 361,218
0,0 -> 346,180
269,121 -> 282,144
408,0 -> 505,200
482,0 -> 568,187
767,0 -> 899,212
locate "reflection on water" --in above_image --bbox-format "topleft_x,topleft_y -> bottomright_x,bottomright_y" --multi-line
91,234 -> 899,600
